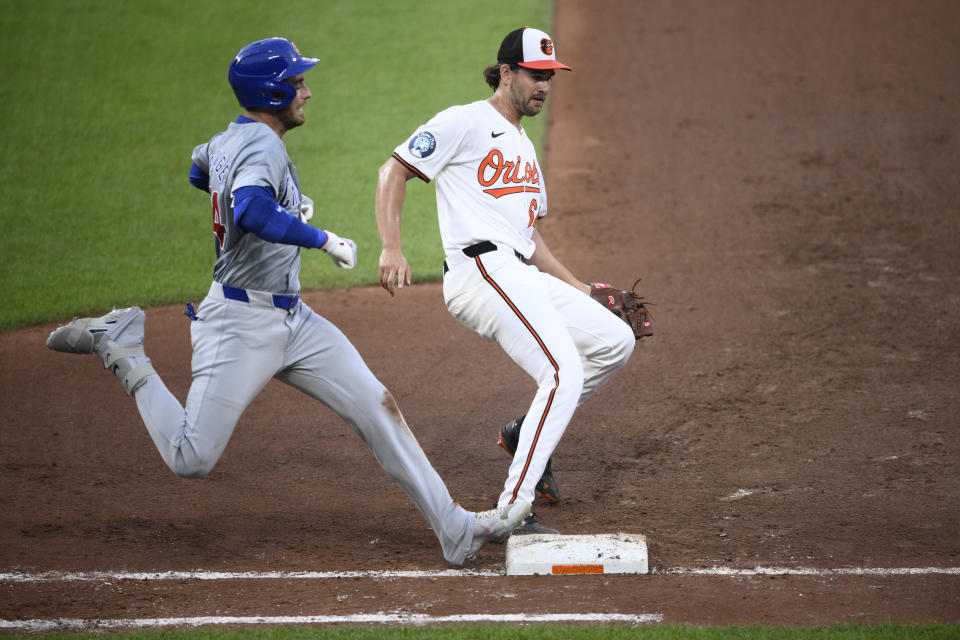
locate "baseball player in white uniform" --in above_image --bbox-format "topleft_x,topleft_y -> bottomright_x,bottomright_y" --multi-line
45,37 -> 530,564
376,27 -> 636,533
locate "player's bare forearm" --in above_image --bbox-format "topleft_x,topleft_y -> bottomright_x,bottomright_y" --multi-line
375,157 -> 416,295
528,228 -> 591,295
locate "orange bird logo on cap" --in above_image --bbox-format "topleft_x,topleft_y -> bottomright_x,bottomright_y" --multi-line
540,38 -> 554,55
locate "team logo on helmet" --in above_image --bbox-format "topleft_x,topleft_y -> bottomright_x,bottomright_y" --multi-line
409,131 -> 437,158
540,38 -> 554,55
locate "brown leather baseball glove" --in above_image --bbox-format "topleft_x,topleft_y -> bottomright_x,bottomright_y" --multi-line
589,279 -> 653,339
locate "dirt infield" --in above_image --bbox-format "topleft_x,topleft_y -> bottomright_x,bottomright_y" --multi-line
2,0 -> 959,629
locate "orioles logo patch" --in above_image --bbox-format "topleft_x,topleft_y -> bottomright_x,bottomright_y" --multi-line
540,38 -> 554,55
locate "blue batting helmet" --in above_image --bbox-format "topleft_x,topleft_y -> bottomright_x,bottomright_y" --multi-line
228,37 -> 318,110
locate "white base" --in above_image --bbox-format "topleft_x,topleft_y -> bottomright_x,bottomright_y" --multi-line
505,532 -> 649,576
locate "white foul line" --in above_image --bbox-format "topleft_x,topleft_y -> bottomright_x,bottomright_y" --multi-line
2,566 -> 959,583
0,569 -> 500,582
0,613 -> 663,632
653,566 -> 960,576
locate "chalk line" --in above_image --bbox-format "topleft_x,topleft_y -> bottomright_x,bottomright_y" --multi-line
0,613 -> 663,632
2,566 -> 958,582
0,569 -> 499,582
653,566 -> 960,576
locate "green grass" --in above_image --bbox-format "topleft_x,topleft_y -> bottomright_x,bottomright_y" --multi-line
0,0 -> 549,330
23,624 -> 960,639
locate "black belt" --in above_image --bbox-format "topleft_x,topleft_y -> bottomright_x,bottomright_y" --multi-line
443,241 -> 524,274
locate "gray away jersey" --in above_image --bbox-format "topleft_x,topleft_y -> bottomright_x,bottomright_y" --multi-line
192,120 -> 304,294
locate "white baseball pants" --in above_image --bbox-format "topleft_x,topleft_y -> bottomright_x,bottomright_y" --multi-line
442,245 -> 635,508
130,283 -> 474,564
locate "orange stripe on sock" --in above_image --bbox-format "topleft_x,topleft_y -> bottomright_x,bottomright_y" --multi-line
475,256 -> 560,503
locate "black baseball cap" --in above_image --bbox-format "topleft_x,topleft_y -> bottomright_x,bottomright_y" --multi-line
497,27 -> 572,71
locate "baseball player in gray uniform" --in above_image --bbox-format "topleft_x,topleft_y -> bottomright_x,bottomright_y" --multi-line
46,37 -> 530,564
375,28 -> 636,533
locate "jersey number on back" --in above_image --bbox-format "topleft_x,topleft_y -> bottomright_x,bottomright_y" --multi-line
211,191 -> 226,252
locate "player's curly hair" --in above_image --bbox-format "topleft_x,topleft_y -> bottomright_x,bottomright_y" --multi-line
483,63 -> 519,90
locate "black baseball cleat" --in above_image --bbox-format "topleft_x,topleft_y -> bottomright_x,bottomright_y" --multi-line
513,510 -> 560,535
498,415 -> 562,504
534,458 -> 561,505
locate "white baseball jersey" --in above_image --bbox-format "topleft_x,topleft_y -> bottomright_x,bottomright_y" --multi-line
392,100 -> 547,259
392,99 -> 636,510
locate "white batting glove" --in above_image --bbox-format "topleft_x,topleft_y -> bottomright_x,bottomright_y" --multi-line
320,230 -> 357,269
299,195 -> 314,223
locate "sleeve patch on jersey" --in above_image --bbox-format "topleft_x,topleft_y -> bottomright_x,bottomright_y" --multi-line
408,131 -> 437,158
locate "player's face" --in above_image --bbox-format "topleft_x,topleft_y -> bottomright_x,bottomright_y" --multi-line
509,67 -> 554,117
278,74 -> 312,131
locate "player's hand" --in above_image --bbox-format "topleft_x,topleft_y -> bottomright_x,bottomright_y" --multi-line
379,247 -> 411,296
320,230 -> 357,269
299,195 -> 314,223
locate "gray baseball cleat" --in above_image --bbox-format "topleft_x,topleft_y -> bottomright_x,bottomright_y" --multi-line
466,500 -> 532,560
47,307 -> 155,395
46,307 -> 139,354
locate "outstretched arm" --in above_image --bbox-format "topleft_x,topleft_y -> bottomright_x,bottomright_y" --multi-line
375,157 -> 416,296
527,228 -> 591,295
